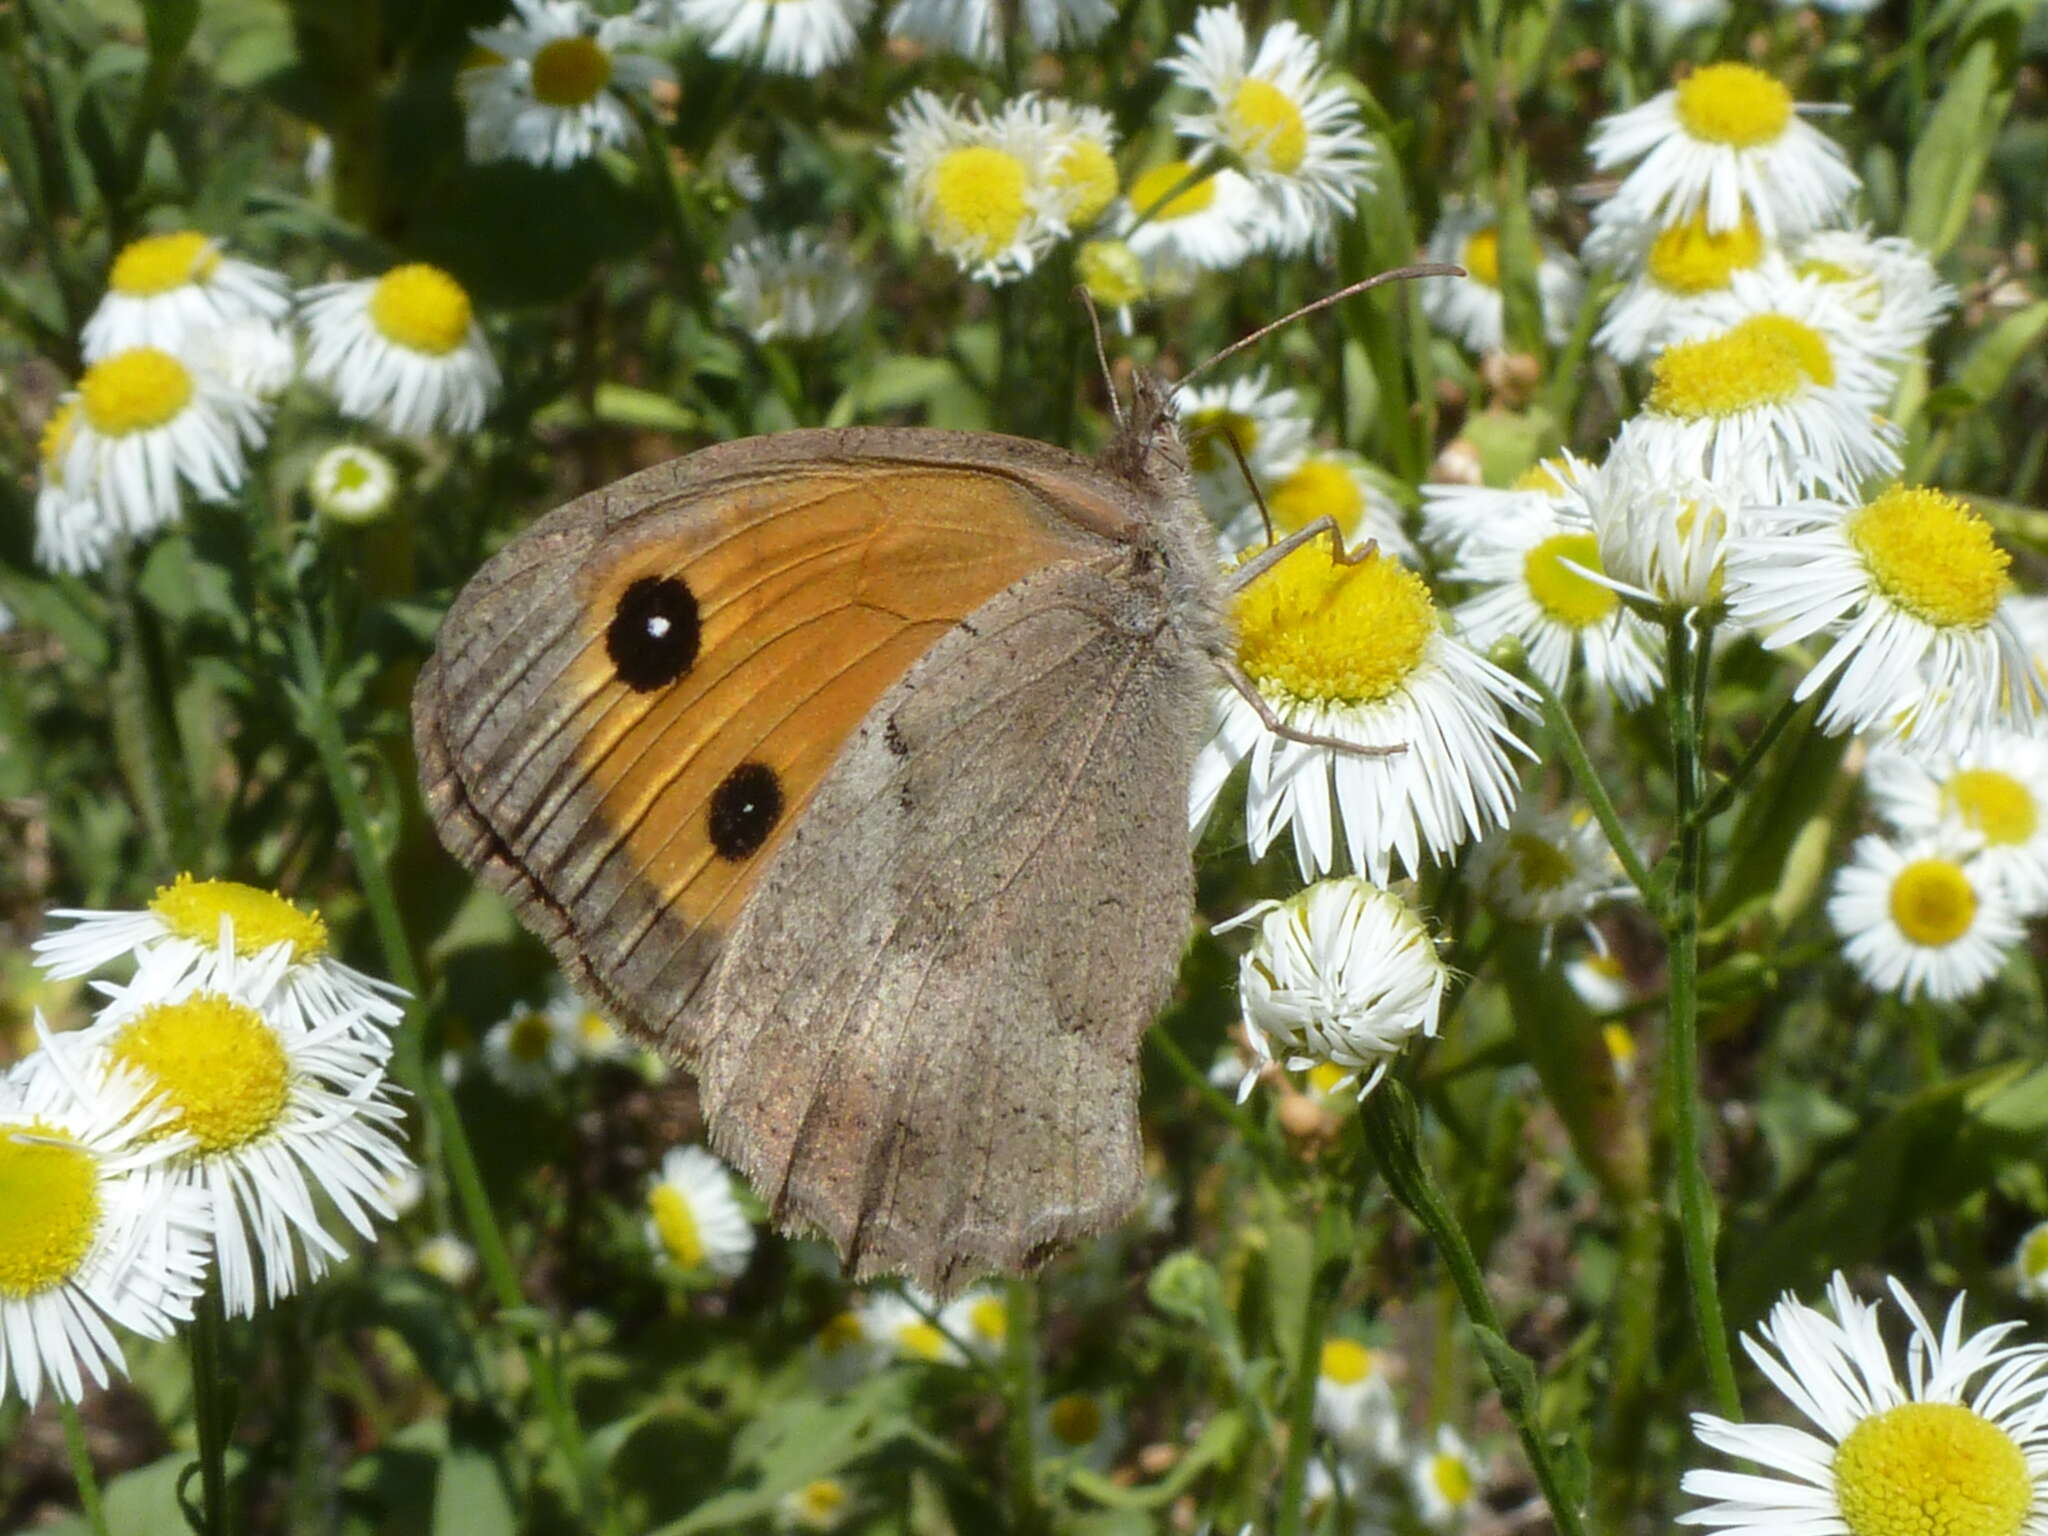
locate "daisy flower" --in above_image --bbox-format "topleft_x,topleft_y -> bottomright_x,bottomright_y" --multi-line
0,1026 -> 210,1406
720,230 -> 868,342
32,402 -> 119,576
1192,542 -> 1535,882
1681,1273 -> 2048,1536
1726,485 -> 2042,756
300,264 -> 500,436
1867,734 -> 2048,915
669,0 -> 868,75
645,1144 -> 756,1280
1593,206 -> 1778,365
461,0 -> 670,164
2015,1222 -> 2048,1302
58,942 -> 413,1317
1791,225 -> 1956,353
1603,1021 -> 1641,1084
308,443 -> 401,526
1031,98 -> 1120,229
859,1288 -> 966,1365
809,1307 -> 881,1391
480,998 -> 580,1094
1038,1391 -> 1122,1471
1569,444 -> 1741,613
187,315 -> 299,401
777,1477 -> 855,1532
415,1234 -> 479,1287
1679,265 -> 1908,411
1448,494 -> 1663,706
1418,454 -> 1587,559
939,1286 -> 1008,1359
1589,61 -> 1860,238
884,0 -> 1114,62
547,981 -> 635,1063
1221,876 -> 1449,1100
884,91 -> 1069,285
1174,369 -> 1312,525
1314,1337 -> 1404,1463
1222,449 -> 1415,562
1412,1426 -> 1484,1529
35,873 -> 407,1043
82,231 -> 289,361
1567,951 -> 1635,1013
1465,806 -> 1631,930
1421,204 -> 1584,354
1075,238 -> 1147,333
1119,158 -> 1262,273
1827,834 -> 2021,1001
1162,6 -> 1375,256
58,345 -> 269,540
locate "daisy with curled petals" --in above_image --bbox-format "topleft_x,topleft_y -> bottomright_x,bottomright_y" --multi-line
0,1024 -> 210,1407
665,0 -> 868,76
1681,1272 -> 2048,1536
1465,806 -> 1630,933
1421,204 -> 1584,354
1791,226 -> 1955,354
461,0 -> 670,163
1418,454 -> 1586,559
1162,6 -> 1375,256
1867,735 -> 2048,916
1726,485 -> 2043,757
35,873 -> 406,1044
82,231 -> 289,360
59,346 -> 269,540
56,942 -> 413,1317
885,92 -> 1068,285
1220,876 -> 1449,1101
1827,835 -> 2020,1002
1175,369 -> 1312,525
1191,541 -> 1535,882
884,0 -> 1114,64
1589,60 -> 1860,238
1221,449 -> 1415,563
300,263 -> 500,436
32,403 -> 118,576
720,231 -> 868,342
1119,158 -> 1262,273
1593,206 -> 1778,366
1031,98 -> 1120,230
1568,444 -> 1742,614
646,1144 -> 756,1280
1448,495 -> 1663,707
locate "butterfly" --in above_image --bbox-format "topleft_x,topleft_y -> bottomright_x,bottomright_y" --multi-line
412,273 -> 1436,1295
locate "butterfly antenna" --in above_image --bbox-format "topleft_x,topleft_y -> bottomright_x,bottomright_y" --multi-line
1212,425 -> 1276,547
1173,262 -> 1465,395
1075,286 -> 1125,427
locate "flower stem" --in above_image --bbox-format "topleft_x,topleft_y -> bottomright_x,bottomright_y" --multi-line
1661,616 -> 1742,1420
188,1288 -> 231,1536
1272,1218 -> 1337,1536
1361,1085 -> 1589,1536
1692,687 -> 1809,828
1525,666 -> 1656,902
1003,1277 -> 1044,1532
58,1399 -> 108,1536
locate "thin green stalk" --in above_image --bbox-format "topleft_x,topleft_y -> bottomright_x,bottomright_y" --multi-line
1147,1027 -> 1284,1171
108,549 -> 200,873
284,609 -> 613,1534
1693,687 -> 1805,826
1525,666 -> 1656,902
1271,1223 -> 1336,1536
188,1289 -> 230,1536
1361,1085 -> 1590,1536
1590,1198 -> 1663,1531
1003,1278 -> 1043,1533
1661,617 -> 1742,1420
59,1400 -> 109,1536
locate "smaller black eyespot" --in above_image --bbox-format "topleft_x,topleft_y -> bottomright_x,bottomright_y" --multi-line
708,762 -> 783,862
607,576 -> 700,691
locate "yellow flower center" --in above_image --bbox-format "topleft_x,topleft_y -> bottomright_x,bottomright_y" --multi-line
1507,830 -> 1578,892
1459,227 -> 1501,289
109,231 -> 222,297
1077,240 -> 1145,308
1430,1451 -> 1475,1503
2022,1226 -> 2048,1280
896,1319 -> 950,1361
330,456 -> 374,492
1185,407 -> 1258,477
1307,1062 -> 1349,1095
1832,1401 -> 2031,1536
1269,458 -> 1364,535
816,1310 -> 864,1353
1799,256 -> 1861,285
1646,210 -> 1765,294
793,1480 -> 849,1523
39,400 -> 77,470
1648,315 -> 1823,418
149,873 -> 329,962
969,1295 -> 1008,1344
111,994 -> 291,1154
577,1011 -> 618,1050
1048,1393 -> 1103,1447
1129,160 -> 1215,222
506,1012 -> 555,1063
1320,1338 -> 1375,1386
927,146 -> 1030,261
1673,62 -> 1794,147
0,1122 -> 101,1299
1523,531 -> 1617,629
1602,1022 -> 1637,1068
368,264 -> 475,357
1888,859 -> 1978,947
1051,139 -> 1118,226
1846,486 -> 2009,631
1235,543 -> 1436,708
1513,459 -> 1570,495
1946,769 -> 2038,847
528,35 -> 611,108
1224,79 -> 1308,173
1748,312 -> 1835,387
649,1183 -> 704,1269
78,348 -> 193,436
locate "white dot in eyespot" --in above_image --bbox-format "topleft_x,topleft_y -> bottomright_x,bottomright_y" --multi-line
646,615 -> 671,639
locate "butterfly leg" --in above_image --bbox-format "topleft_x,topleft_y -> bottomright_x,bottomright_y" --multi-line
1226,515 -> 1381,594
1214,656 -> 1405,758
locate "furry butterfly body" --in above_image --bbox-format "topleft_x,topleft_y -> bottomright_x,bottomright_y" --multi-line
414,390 -> 1230,1293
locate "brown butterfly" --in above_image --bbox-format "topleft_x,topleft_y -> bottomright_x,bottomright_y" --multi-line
412,273 -> 1438,1294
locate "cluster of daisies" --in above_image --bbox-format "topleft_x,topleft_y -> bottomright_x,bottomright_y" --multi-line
1304,1334 -> 1488,1530
32,229 -> 501,575
1,876 -> 409,1406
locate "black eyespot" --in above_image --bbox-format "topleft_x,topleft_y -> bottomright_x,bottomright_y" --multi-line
607,576 -> 700,691
708,762 -> 783,862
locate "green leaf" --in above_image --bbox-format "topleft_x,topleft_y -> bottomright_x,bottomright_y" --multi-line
1902,36 -> 2012,256
1471,1325 -> 1540,1422
431,1408 -> 519,1536
1260,1218 -> 1315,1367
533,382 -> 701,434
1953,300 -> 2048,406
1063,1412 -> 1246,1510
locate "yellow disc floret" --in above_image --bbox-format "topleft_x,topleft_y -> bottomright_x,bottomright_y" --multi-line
1832,1401 -> 2031,1536
649,1183 -> 704,1269
0,1123 -> 100,1299
1460,227 -> 1502,289
1429,1451 -> 1475,1504
369,264 -> 474,356
1647,210 -> 1764,294
968,1295 -> 1008,1344
1888,859 -> 1978,947
1648,317 -> 1809,418
1946,769 -> 2038,846
528,35 -> 612,107
1233,542 -> 1436,707
1185,406 -> 1258,477
109,231 -> 220,296
1847,486 -> 2009,630
1507,831 -> 1578,891
1129,160 -> 1216,222
816,1310 -> 864,1353
39,400 -> 78,471
895,1319 -> 950,1361
1051,139 -> 1118,226
1224,79 -> 1308,173
927,147 -> 1030,262
1321,1338 -> 1375,1385
1523,531 -> 1617,628
1048,1393 -> 1104,1447
78,348 -> 193,436
1674,62 -> 1794,147
1269,458 -> 1365,535
149,874 -> 329,962
1745,313 -> 1834,386
506,1012 -> 555,1062
1513,459 -> 1570,495
111,994 -> 290,1154
1077,240 -> 1145,309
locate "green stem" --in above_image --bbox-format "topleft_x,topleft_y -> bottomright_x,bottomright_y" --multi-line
1661,617 -> 1742,1420
59,1400 -> 109,1536
1271,1223 -> 1336,1536
188,1289 -> 231,1536
1693,687 -> 1807,827
108,549 -> 199,873
284,608 -> 611,1533
1526,666 -> 1656,903
1146,1028 -> 1285,1172
1003,1278 -> 1043,1533
1590,1198 -> 1663,1531
1361,1085 -> 1590,1536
